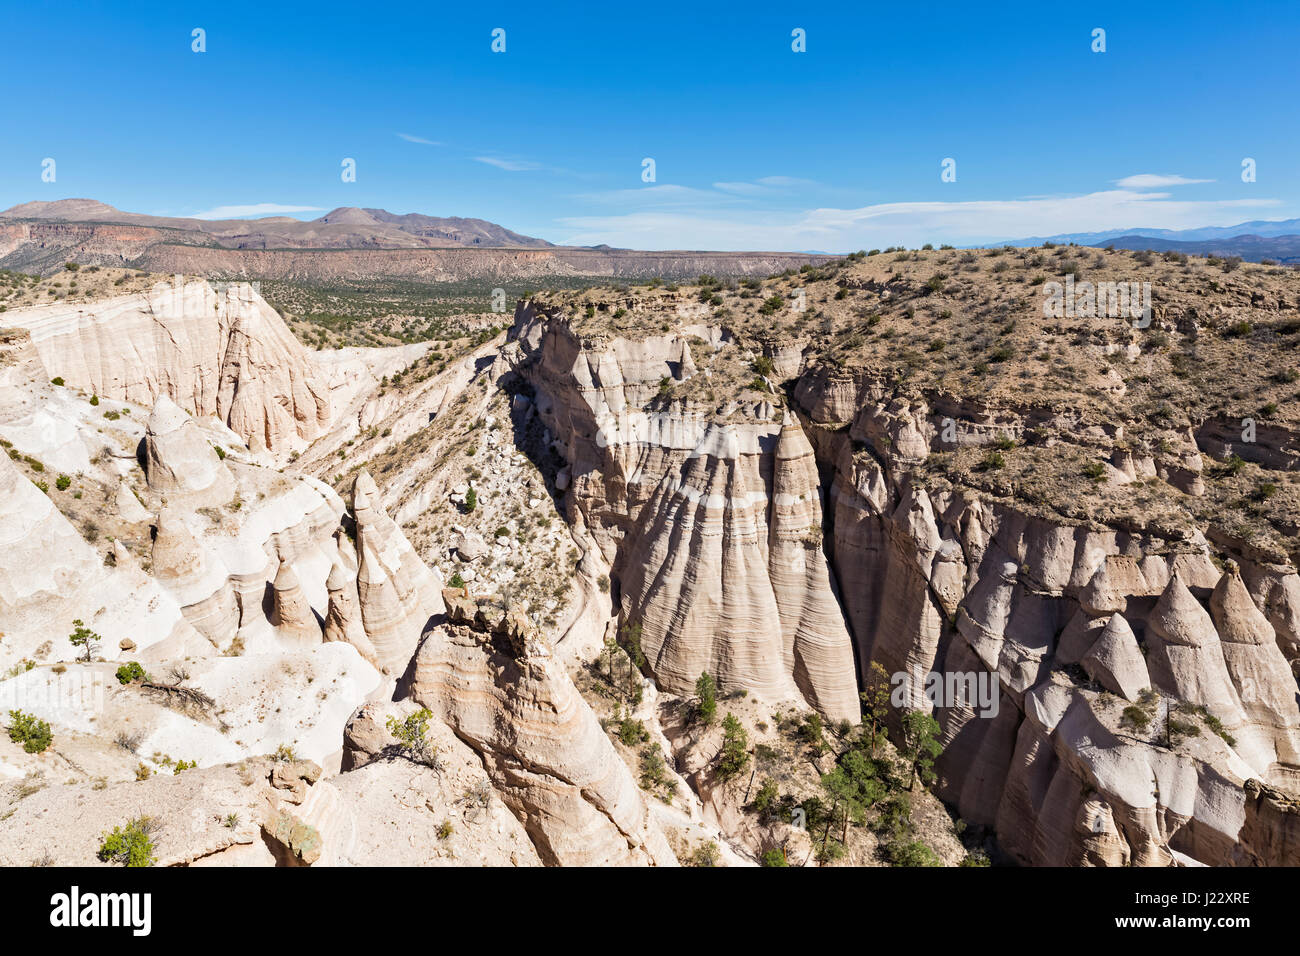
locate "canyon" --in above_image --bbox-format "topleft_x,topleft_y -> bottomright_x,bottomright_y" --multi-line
0,243 -> 1297,867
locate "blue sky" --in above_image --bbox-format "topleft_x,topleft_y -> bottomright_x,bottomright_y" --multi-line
1,0 -> 1296,251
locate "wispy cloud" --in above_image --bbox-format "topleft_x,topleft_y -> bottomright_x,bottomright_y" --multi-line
713,176 -> 819,195
397,132 -> 441,146
1115,173 -> 1214,189
557,189 -> 1284,252
474,156 -> 541,171
189,203 -> 323,220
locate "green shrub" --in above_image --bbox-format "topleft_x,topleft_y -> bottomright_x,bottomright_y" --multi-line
55,475 -> 71,491
689,841 -> 721,866
7,710 -> 52,753
115,661 -> 148,685
97,818 -> 157,867
617,712 -> 649,747
887,839 -> 942,867
50,377 -> 65,386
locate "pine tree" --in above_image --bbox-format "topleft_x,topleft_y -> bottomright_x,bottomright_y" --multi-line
694,671 -> 717,725
900,710 -> 942,792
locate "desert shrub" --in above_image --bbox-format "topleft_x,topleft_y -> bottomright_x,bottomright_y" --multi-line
617,711 -> 649,747
115,662 -> 147,684
688,841 -> 721,867
1121,704 -> 1151,731
7,710 -> 52,753
97,817 -> 157,867
386,707 -> 438,766
886,839 -> 942,867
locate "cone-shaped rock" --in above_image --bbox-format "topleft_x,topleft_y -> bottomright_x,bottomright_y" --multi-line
143,395 -> 235,501
1081,613 -> 1149,701
272,556 -> 321,643
324,559 -> 379,665
1145,573 -> 1246,725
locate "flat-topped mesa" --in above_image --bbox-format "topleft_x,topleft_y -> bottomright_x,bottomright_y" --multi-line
143,395 -> 236,503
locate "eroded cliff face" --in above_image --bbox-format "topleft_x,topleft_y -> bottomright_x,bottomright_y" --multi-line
403,589 -> 675,866
502,264 -> 1300,866
0,295 -> 677,869
507,304 -> 860,723
3,278 -> 331,457
789,365 -> 1300,866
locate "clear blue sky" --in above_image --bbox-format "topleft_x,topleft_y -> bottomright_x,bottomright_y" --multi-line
2,0 -> 1297,250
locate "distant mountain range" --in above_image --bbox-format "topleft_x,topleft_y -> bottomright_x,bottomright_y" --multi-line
0,199 -> 555,250
0,198 -> 833,284
995,218 -> 1300,264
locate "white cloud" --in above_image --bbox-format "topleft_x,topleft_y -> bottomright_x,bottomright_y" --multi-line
475,156 -> 541,171
755,175 -> 817,187
397,132 -> 441,146
713,176 -> 819,195
1115,174 -> 1214,189
557,189 -> 1285,252
190,203 -> 323,220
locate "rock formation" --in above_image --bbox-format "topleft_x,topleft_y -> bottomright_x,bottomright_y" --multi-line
3,278 -> 331,457
143,395 -> 235,504
406,589 -> 675,865
351,470 -> 443,672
